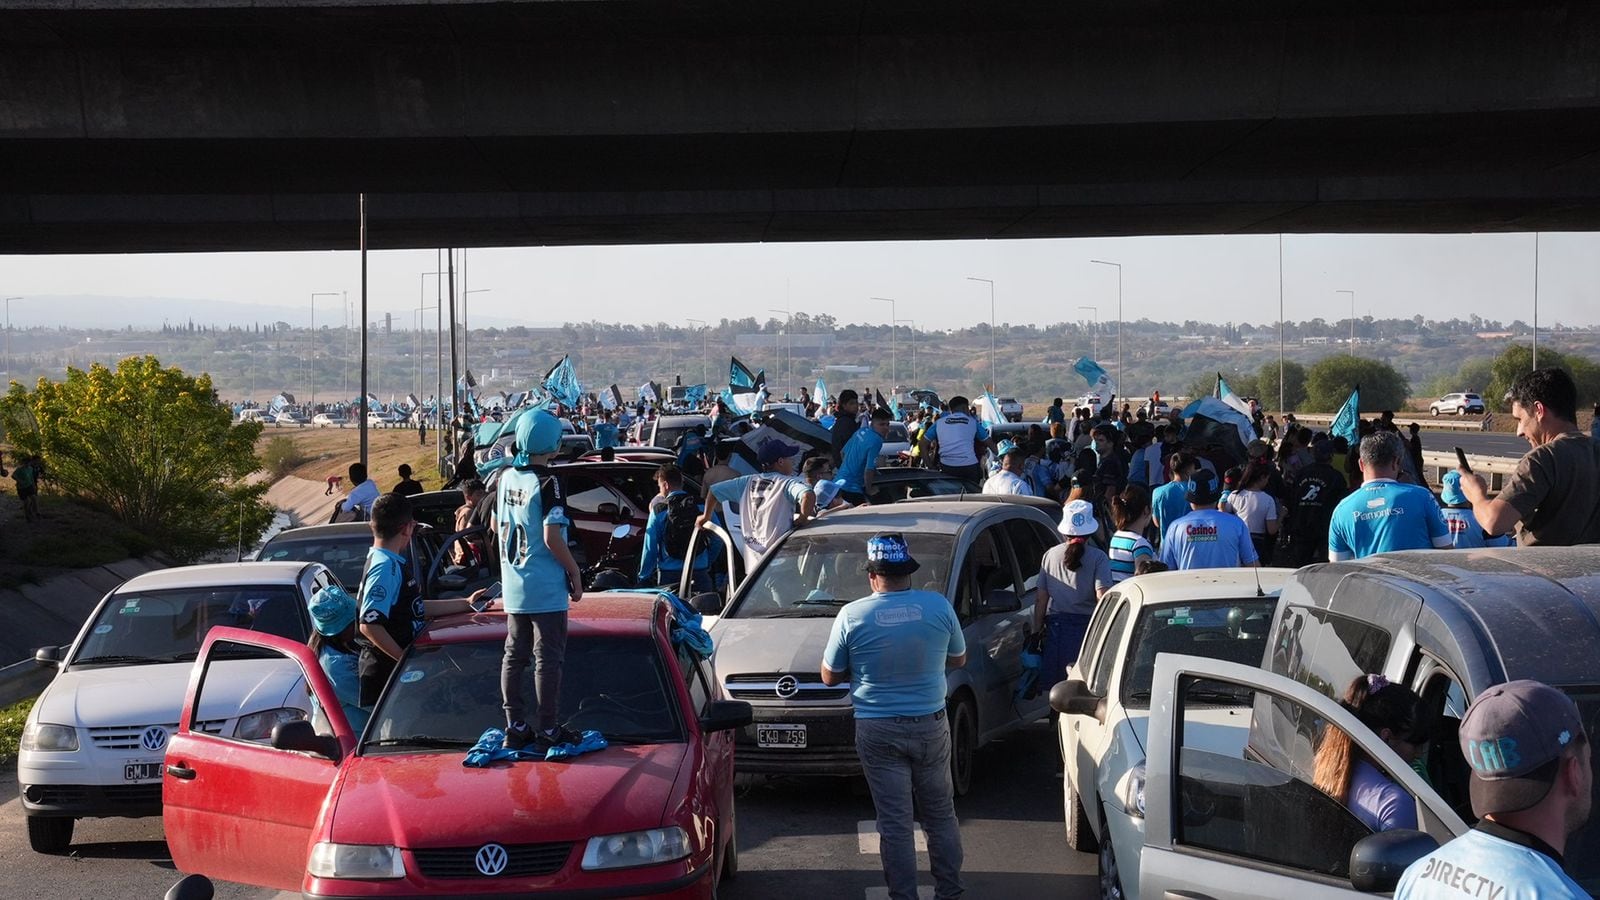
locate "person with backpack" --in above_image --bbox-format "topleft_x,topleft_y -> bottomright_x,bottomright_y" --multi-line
13,454 -> 41,523
638,463 -> 712,592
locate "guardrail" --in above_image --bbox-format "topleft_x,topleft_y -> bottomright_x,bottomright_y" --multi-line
1420,450 -> 1516,491
0,650 -> 60,708
1291,413 -> 1494,432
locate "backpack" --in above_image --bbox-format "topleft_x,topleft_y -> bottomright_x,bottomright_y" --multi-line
662,492 -> 700,558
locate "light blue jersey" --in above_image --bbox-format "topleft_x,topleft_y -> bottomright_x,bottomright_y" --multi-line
838,427 -> 884,493
1159,508 -> 1258,570
496,465 -> 574,614
822,589 -> 965,719
317,643 -> 370,734
594,422 -> 620,449
1441,507 -> 1513,550
1328,479 -> 1451,561
1151,480 -> 1191,537
1396,824 -> 1584,900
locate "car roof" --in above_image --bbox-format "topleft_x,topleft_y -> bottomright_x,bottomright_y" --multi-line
118,561 -> 316,591
1115,568 -> 1294,604
654,415 -> 710,426
1315,548 -> 1600,685
796,499 -> 1050,535
269,522 -> 374,540
419,592 -> 668,645
901,493 -> 1061,513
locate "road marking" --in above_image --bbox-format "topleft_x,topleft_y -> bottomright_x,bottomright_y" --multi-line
857,819 -> 927,854
864,888 -> 935,899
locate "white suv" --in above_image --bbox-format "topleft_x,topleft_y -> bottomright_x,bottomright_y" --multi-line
1051,569 -> 1292,900
18,562 -> 329,854
1429,392 -> 1485,416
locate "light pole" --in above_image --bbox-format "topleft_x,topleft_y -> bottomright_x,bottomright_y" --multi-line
464,288 -> 490,394
3,297 -> 22,374
1336,290 -> 1356,356
768,307 -> 792,398
1277,234 -> 1285,412
309,292 -> 340,409
895,318 -> 917,385
1532,232 -> 1540,369
967,277 -> 995,390
686,318 -> 708,386
871,297 -> 897,390
1090,259 -> 1123,395
1078,305 -> 1099,361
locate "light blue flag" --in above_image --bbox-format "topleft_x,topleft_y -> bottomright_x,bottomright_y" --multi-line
1216,373 -> 1253,418
541,355 -> 582,408
1331,385 -> 1361,449
1072,356 -> 1118,397
814,377 -> 828,403
979,390 -> 1006,425
684,384 -> 707,403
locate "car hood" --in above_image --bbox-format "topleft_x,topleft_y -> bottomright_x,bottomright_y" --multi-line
710,616 -> 836,678
37,659 -> 300,728
330,743 -> 688,847
1122,704 -> 1251,759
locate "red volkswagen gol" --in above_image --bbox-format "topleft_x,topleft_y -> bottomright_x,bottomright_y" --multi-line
162,593 -> 748,898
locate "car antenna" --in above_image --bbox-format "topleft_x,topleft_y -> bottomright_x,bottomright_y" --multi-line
1253,564 -> 1265,598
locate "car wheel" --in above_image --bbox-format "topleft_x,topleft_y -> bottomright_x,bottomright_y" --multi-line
948,698 -> 977,797
1065,782 -> 1099,852
27,815 -> 73,854
1430,407 -> 1439,416
1097,814 -> 1125,900
1456,406 -> 1465,415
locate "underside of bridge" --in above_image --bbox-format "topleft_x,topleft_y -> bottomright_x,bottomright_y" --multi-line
2,0 -> 1599,252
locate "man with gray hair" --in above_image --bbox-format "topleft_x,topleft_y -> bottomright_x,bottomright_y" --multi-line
1327,431 -> 1451,560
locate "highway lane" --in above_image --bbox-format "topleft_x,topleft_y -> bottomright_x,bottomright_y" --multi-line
1416,428 -> 1527,460
2,720 -> 1092,900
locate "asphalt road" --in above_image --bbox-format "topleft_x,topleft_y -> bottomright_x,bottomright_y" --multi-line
1,720 -> 1092,900
1415,427 -> 1527,460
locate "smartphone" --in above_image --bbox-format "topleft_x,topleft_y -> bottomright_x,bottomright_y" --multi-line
1454,447 -> 1472,475
471,582 -> 503,612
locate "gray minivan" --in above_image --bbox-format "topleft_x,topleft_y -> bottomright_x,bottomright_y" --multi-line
707,497 -> 1057,795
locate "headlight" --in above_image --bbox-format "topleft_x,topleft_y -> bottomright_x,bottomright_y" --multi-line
581,826 -> 691,871
21,722 -> 79,752
1115,762 -> 1146,818
235,707 -> 306,742
307,842 -> 406,879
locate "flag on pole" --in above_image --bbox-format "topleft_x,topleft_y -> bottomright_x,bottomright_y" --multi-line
978,390 -> 1006,425
542,355 -> 583,409
685,384 -> 708,404
1331,384 -> 1361,450
1072,357 -> 1118,398
638,382 -> 658,404
729,356 -> 761,392
1216,373 -> 1253,419
874,388 -> 890,412
600,384 -> 621,411
814,377 -> 828,404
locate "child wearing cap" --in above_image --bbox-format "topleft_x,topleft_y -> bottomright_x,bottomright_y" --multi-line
307,583 -> 370,734
1438,471 -> 1514,550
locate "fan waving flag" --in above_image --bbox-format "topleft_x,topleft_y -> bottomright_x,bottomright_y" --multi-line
729,356 -> 762,392
542,355 -> 582,409
979,390 -> 1006,425
1331,385 -> 1361,450
1072,357 -> 1118,397
600,384 -> 622,411
638,382 -> 658,404
1216,373 -> 1254,418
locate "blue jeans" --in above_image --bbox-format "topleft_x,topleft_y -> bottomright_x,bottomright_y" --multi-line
856,714 -> 964,900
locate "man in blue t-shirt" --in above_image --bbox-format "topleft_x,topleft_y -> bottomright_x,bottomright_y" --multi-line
1159,470 -> 1259,570
1397,680 -> 1591,900
822,534 -> 966,900
1329,432 -> 1452,561
1151,451 -> 1200,545
593,409 -> 620,450
923,395 -> 991,482
838,407 -> 891,505
496,408 -> 585,752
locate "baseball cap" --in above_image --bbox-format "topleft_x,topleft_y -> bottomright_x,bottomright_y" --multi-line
996,439 -> 1024,458
865,532 -> 921,576
1057,499 -> 1099,537
757,437 -> 801,468
307,584 -> 357,637
1186,470 -> 1221,506
1440,470 -> 1468,506
1460,680 -> 1587,817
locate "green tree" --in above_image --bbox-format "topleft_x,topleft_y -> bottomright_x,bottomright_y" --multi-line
1424,356 -> 1494,401
1304,356 -> 1410,412
1255,359 -> 1308,412
1185,371 -> 1258,404
0,356 -> 272,562
1486,344 -> 1600,412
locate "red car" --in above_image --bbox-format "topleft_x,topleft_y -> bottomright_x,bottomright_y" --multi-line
162,594 -> 748,897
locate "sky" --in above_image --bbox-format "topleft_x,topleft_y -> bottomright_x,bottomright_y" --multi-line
1,231 -> 1595,332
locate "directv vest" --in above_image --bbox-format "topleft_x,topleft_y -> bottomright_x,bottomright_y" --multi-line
933,413 -> 982,466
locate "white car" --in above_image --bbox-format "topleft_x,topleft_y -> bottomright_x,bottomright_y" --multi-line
310,413 -> 348,428
876,421 -> 912,464
273,411 -> 309,427
996,397 -> 1024,422
17,562 -> 331,854
1052,568 -> 1292,899
1429,392 -> 1485,416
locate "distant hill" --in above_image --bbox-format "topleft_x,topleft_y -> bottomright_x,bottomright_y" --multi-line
2,295 -> 539,331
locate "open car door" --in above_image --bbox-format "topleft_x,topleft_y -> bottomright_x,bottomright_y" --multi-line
1140,654 -> 1465,900
164,627 -> 355,892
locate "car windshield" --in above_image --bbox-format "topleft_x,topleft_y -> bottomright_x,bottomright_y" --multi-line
1120,598 -> 1276,708
875,474 -> 976,503
73,585 -> 307,665
885,424 -> 908,442
259,533 -> 385,591
363,636 -> 682,751
730,530 -> 955,619
652,422 -> 705,449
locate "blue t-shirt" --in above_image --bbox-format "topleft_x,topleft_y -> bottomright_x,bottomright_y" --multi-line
317,643 -> 370,734
638,490 -> 709,581
1441,507 -> 1513,550
496,465 -> 574,615
359,546 -> 418,640
1328,479 -> 1452,561
1159,508 -> 1258,570
1396,824 -> 1585,900
822,589 -> 966,719
594,422 -> 620,449
1151,480 -> 1191,538
838,427 -> 884,493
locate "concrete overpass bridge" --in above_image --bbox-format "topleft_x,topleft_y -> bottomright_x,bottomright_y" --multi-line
3,0 -> 1600,252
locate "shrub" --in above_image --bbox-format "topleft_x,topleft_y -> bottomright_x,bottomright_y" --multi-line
261,435 -> 307,479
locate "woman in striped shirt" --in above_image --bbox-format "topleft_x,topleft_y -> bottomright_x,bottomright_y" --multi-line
1108,484 -> 1155,583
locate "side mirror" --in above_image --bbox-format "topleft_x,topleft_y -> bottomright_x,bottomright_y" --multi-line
271,720 -> 341,761
699,699 -> 753,733
165,874 -> 216,900
33,645 -> 61,669
979,589 -> 1022,614
690,591 -> 724,615
1349,829 -> 1439,893
1049,678 -> 1104,720
611,523 -> 631,539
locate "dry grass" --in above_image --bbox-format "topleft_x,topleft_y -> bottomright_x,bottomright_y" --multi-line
253,425 -> 454,494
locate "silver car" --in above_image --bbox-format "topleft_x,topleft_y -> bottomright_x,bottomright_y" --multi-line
707,497 -> 1057,795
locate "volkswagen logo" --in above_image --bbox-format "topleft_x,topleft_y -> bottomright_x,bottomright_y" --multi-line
140,726 -> 168,753
774,675 -> 799,699
474,843 -> 509,877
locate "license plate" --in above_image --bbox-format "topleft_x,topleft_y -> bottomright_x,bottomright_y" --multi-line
124,762 -> 162,782
756,724 -> 807,749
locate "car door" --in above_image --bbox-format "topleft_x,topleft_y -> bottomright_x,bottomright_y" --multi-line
1140,654 -> 1465,900
1066,591 -> 1134,825
1004,516 -> 1058,721
952,521 -> 1024,738
164,626 -> 355,892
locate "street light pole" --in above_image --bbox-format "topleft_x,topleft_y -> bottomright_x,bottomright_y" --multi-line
895,319 -> 917,385
966,277 -> 995,390
1277,234 -> 1285,413
768,307 -> 792,398
4,296 -> 21,377
871,297 -> 897,390
1336,290 -> 1356,357
686,319 -> 708,386
1090,260 -> 1123,396
309,291 -> 340,409
1077,305 -> 1099,361
1532,232 -> 1540,370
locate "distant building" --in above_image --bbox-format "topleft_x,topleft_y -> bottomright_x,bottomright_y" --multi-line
734,333 -> 835,352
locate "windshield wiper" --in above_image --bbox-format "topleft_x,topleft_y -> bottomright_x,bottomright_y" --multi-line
364,735 -> 476,749
1187,689 -> 1250,705
760,609 -> 843,618
597,733 -> 665,745
793,597 -> 846,607
73,654 -> 166,666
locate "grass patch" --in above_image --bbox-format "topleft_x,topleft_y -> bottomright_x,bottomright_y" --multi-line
261,435 -> 309,479
0,696 -> 35,767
